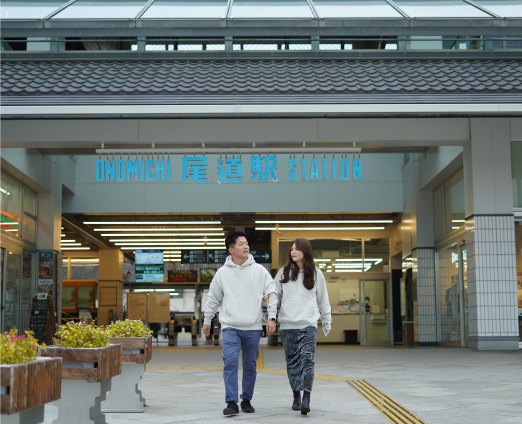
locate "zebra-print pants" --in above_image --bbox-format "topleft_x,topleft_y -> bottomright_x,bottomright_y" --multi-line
281,326 -> 317,392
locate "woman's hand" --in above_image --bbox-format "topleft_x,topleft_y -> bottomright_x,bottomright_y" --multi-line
262,295 -> 269,303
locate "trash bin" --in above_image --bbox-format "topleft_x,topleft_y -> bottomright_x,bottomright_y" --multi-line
344,330 -> 359,345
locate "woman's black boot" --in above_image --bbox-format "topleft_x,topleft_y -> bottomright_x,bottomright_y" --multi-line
292,391 -> 301,411
301,391 -> 311,415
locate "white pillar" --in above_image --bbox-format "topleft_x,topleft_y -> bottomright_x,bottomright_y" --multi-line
464,118 -> 519,350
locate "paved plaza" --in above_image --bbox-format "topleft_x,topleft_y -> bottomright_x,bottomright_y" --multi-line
41,343 -> 522,424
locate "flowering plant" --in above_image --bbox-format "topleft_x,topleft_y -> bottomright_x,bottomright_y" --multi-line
0,328 -> 46,365
53,321 -> 109,348
105,320 -> 153,338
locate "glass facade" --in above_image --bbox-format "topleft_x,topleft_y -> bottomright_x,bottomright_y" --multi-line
313,0 -> 402,18
393,0 -> 490,18
1,172 -> 22,237
512,140 -> 522,208
516,222 -> 522,340
438,243 -> 461,342
434,169 -> 465,240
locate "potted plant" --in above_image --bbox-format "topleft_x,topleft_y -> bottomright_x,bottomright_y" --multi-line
1,329 -> 62,424
101,320 -> 153,413
39,321 -> 122,424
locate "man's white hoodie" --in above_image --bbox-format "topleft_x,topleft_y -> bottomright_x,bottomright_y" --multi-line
203,254 -> 278,331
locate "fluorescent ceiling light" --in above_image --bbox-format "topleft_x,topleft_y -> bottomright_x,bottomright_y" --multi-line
256,220 -> 392,224
61,247 -> 91,250
85,221 -> 221,225
94,228 -> 223,232
452,227 -> 460,230
109,238 -> 224,243
336,259 -> 382,263
452,220 -> 465,223
155,289 -> 176,292
61,240 -> 78,243
256,227 -> 385,231
123,246 -> 225,250
61,234 -> 66,237
61,243 -> 81,246
70,259 -> 99,263
101,233 -> 225,237
116,242 -> 206,246
333,270 -> 363,273
315,259 -> 331,262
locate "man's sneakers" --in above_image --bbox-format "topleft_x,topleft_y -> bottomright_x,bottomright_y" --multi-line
223,400 -> 255,415
223,402 -> 239,415
240,400 -> 255,413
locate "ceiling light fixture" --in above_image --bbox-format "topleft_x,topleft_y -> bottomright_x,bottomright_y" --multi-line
85,221 -> 221,225
109,238 -> 225,243
94,228 -> 223,232
255,220 -> 393,224
61,247 -> 91,250
256,227 -> 385,231
101,233 -> 225,237
122,246 -> 224,251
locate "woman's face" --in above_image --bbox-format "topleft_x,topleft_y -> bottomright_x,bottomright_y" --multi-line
290,244 -> 304,263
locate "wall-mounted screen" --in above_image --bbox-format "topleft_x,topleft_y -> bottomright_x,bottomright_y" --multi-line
200,268 -> 216,283
135,249 -> 164,283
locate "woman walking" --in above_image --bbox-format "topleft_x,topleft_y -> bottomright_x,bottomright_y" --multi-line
271,238 -> 332,415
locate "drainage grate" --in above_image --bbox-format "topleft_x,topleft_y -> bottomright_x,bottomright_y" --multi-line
347,379 -> 427,424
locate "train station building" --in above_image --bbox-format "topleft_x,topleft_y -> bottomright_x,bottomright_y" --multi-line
1,0 -> 522,352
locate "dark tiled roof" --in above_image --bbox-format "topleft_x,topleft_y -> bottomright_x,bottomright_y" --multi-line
2,59 -> 522,105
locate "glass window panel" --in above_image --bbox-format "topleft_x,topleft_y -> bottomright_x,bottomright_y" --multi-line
364,280 -> 389,342
434,184 -> 445,241
231,0 -> 314,19
23,187 -> 37,217
1,172 -> 22,237
320,43 -> 342,50
364,239 -> 389,273
142,0 -> 228,19
393,0 -> 490,17
52,0 -> 147,19
474,0 -> 522,17
21,252 -> 33,332
313,0 -> 401,18
512,141 -> 522,207
4,252 -> 21,332
444,169 -> 465,235
1,0 -> 68,20
62,286 -> 77,309
438,243 -> 461,343
23,214 -> 37,244
78,286 -> 96,309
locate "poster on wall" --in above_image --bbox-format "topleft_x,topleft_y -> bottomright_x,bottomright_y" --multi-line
38,251 -> 54,295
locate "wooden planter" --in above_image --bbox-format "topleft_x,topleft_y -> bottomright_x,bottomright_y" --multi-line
1,357 -> 62,424
108,335 -> 152,364
40,344 -> 122,383
39,344 -> 122,424
102,336 -> 152,413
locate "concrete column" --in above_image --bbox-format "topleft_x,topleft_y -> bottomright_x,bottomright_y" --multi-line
402,154 -> 437,345
464,118 -> 519,350
98,249 -> 124,326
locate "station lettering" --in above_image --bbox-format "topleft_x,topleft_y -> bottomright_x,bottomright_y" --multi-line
95,155 -> 362,183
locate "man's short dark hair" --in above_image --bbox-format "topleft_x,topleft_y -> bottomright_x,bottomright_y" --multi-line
226,231 -> 247,251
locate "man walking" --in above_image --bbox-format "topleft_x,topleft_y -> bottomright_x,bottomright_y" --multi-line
203,231 -> 277,415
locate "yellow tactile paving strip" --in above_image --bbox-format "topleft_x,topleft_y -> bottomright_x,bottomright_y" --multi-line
348,379 -> 427,424
148,347 -> 426,423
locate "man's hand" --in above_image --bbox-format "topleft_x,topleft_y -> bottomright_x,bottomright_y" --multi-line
203,324 -> 211,338
262,295 -> 269,303
266,320 -> 276,336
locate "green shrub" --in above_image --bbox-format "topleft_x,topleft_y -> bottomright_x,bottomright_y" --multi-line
54,321 -> 109,348
105,320 -> 153,338
1,329 -> 46,365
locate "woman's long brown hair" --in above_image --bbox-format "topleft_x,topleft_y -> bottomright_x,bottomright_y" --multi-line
280,238 -> 316,290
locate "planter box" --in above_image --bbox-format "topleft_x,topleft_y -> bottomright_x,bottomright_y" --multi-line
102,336 -> 152,413
108,335 -> 152,364
1,357 -> 62,424
40,344 -> 122,383
39,344 -> 122,424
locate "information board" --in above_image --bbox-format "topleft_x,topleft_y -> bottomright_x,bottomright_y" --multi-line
181,250 -> 209,264
127,292 -> 147,320
29,294 -> 56,345
168,270 -> 198,283
250,250 -> 272,263
181,249 -> 271,264
135,249 -> 164,282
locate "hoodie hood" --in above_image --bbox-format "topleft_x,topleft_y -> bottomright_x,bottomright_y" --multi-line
224,254 -> 255,268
